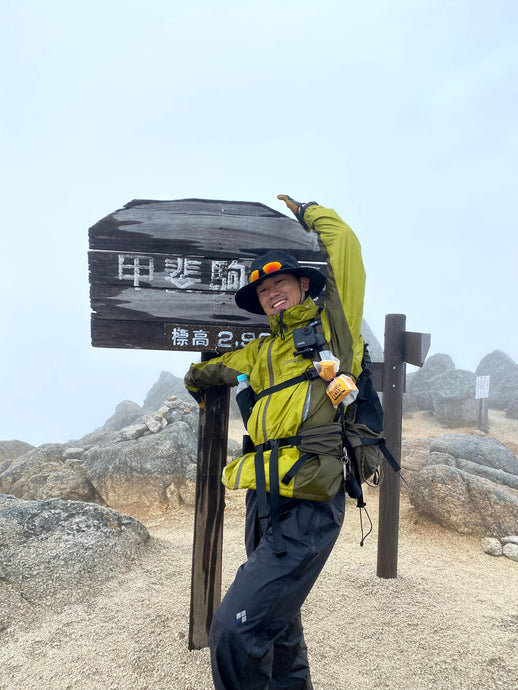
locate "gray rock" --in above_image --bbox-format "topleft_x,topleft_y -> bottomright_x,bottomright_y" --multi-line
0,398 -> 203,517
164,401 -> 199,433
427,452 -> 518,491
143,371 -> 192,410
476,350 -> 518,409
400,439 -> 432,485
0,443 -> 101,504
506,391 -> 518,420
120,423 -> 148,440
24,467 -> 98,503
501,535 -> 518,545
74,428 -> 125,448
406,354 -> 456,411
143,414 -> 164,433
167,479 -> 196,509
361,319 -> 383,362
481,537 -> 503,556
431,369 -> 478,426
63,447 -> 86,460
409,464 -> 518,538
0,494 -> 148,629
502,543 -> 518,562
83,420 -> 197,518
0,440 -> 34,462
102,400 -> 146,431
429,435 -> 518,475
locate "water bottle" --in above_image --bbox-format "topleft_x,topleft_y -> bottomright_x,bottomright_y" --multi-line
236,373 -> 249,395
236,373 -> 255,427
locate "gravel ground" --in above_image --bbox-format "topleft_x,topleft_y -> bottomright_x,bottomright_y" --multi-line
1,412 -> 517,689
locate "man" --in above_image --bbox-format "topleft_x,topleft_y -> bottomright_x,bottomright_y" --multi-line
184,194 -> 366,689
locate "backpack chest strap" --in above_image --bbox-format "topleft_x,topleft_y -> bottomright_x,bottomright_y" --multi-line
255,367 -> 320,401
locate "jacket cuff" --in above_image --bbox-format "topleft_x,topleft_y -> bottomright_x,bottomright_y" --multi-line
298,201 -> 319,230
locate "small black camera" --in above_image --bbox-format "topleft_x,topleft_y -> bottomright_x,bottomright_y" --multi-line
293,323 -> 326,358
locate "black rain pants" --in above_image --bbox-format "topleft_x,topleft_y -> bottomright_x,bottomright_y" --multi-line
208,487 -> 345,689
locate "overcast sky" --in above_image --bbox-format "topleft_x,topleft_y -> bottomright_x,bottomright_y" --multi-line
1,0 -> 517,447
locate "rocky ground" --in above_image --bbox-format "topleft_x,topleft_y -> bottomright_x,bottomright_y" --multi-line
1,411 -> 517,690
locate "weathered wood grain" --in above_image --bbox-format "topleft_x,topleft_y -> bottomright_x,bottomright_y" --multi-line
89,199 -> 322,259
189,372 -> 229,650
90,316 -> 272,352
89,284 -> 277,324
404,331 -> 431,368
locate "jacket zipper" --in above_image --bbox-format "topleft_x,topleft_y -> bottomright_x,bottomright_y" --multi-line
261,338 -> 276,442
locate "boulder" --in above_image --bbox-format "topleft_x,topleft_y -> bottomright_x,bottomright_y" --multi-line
102,400 -> 146,431
409,464 -> 518,538
506,391 -> 518,420
415,353 -> 456,380
481,537 -> 503,556
476,350 -> 518,409
405,354 -> 456,411
120,423 -> 148,441
429,435 -> 518,475
400,438 -> 432,485
0,494 -> 148,629
0,399 -> 201,517
427,452 -> 518,491
0,440 -> 34,462
503,543 -> 518,562
82,420 -> 198,518
431,369 -> 477,426
0,443 -> 101,504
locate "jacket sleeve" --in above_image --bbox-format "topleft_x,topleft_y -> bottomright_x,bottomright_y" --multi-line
303,205 -> 366,377
184,340 -> 259,396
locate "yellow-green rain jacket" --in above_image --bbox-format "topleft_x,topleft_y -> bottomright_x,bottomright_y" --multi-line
184,204 -> 366,502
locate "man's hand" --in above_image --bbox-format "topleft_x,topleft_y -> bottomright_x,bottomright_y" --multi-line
277,194 -> 318,232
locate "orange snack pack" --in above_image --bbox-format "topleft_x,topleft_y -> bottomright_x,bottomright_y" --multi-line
317,359 -> 339,381
326,374 -> 358,407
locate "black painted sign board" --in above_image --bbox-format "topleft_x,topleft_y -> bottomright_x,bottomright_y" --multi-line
88,198 -> 324,351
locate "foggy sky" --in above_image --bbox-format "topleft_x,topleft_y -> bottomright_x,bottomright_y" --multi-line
1,0 -> 517,446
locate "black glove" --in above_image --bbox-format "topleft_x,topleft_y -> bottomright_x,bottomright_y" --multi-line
187,389 -> 205,408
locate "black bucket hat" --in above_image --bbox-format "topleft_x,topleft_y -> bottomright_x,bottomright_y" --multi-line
235,249 -> 326,315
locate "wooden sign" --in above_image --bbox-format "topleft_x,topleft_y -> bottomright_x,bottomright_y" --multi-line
89,198 -> 324,350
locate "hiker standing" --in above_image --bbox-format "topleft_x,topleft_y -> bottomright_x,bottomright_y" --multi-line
184,194 -> 366,689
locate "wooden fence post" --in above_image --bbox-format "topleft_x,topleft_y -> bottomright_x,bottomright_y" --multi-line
188,353 -> 230,650
376,316 -> 431,578
377,314 -> 406,579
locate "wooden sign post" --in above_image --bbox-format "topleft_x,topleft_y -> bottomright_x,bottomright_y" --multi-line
376,315 -> 430,579
189,354 -> 230,650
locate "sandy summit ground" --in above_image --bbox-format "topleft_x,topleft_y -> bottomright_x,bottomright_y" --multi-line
1,411 -> 517,690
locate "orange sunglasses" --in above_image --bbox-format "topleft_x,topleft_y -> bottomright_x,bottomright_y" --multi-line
249,261 -> 282,284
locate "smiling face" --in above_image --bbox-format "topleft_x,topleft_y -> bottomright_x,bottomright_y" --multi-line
256,273 -> 310,315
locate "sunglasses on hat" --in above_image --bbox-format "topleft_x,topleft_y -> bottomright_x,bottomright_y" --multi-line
249,261 -> 283,284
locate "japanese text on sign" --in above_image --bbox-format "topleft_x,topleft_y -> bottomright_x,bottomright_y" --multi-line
118,254 -> 249,290
164,324 -> 270,351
